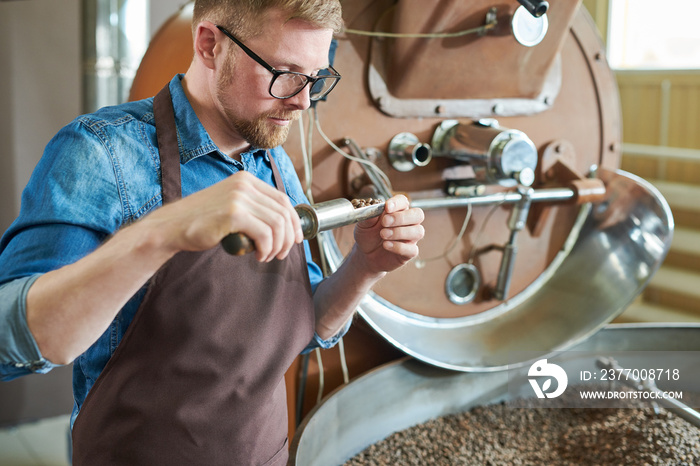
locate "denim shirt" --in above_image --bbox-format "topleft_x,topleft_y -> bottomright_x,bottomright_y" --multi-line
0,75 -> 349,424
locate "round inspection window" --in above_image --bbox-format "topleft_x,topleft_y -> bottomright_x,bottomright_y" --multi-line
445,263 -> 481,305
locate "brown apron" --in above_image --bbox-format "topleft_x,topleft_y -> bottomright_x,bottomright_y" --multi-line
71,85 -> 315,466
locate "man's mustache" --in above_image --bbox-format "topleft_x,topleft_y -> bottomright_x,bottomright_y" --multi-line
267,110 -> 302,121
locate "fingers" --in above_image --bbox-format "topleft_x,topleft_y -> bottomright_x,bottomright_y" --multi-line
226,172 -> 302,262
383,194 -> 410,214
379,224 -> 425,243
153,171 -> 303,261
380,195 -> 425,239
356,195 -> 419,230
381,208 -> 425,231
381,236 -> 420,258
380,196 -> 424,260
352,193 -> 424,267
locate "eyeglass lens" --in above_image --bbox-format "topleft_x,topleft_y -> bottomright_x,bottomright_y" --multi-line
271,71 -> 337,101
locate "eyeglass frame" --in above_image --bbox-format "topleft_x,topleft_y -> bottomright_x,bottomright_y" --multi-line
215,25 -> 341,101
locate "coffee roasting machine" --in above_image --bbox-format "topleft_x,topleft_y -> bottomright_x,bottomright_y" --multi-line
129,1 -> 700,463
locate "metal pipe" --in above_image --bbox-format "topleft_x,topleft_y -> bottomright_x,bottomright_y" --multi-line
431,119 -> 539,188
222,199 -> 385,255
493,188 -> 532,300
344,138 -> 393,200
388,132 -> 433,172
517,0 -> 549,18
297,198 -> 385,238
409,187 -> 575,211
82,0 -> 149,113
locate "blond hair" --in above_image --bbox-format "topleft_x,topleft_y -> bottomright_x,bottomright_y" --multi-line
193,0 -> 343,39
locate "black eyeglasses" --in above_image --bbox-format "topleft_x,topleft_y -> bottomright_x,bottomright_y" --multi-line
216,25 -> 341,101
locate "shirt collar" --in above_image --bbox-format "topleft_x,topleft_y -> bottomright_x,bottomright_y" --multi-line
168,74 -> 220,164
167,74 -> 272,165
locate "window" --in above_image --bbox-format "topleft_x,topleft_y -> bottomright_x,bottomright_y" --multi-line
608,0 -> 700,70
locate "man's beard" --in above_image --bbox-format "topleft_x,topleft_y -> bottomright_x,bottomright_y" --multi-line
229,108 -> 301,149
217,54 -> 301,149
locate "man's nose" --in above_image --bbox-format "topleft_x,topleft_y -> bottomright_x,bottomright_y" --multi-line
284,87 -> 311,110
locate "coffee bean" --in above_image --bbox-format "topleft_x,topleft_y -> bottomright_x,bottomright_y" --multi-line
351,198 -> 383,209
345,387 -> 700,465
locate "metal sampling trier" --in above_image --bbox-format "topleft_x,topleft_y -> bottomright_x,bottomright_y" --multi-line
221,198 -> 385,255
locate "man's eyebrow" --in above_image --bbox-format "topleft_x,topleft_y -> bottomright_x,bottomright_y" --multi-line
272,57 -> 330,73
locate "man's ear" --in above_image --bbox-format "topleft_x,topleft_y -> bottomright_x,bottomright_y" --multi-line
193,21 -> 221,70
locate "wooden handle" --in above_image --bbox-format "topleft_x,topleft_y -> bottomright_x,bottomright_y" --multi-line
221,232 -> 255,255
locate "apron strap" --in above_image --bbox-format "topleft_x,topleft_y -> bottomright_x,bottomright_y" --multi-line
154,82 -> 288,202
267,150 -> 286,194
154,84 -> 182,203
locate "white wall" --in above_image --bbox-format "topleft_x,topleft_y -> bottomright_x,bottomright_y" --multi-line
0,0 -> 188,234
0,0 -> 189,425
0,0 -> 81,233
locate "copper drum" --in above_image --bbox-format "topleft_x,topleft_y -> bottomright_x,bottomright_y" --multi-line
129,1 -> 672,428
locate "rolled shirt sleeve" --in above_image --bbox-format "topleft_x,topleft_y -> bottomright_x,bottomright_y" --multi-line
0,275 -> 59,380
0,117 -> 121,381
301,319 -> 353,354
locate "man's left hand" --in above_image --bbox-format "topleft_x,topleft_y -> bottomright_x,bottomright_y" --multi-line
353,194 -> 425,275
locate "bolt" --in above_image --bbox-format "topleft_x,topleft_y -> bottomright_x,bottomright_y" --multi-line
588,164 -> 599,178
365,147 -> 381,162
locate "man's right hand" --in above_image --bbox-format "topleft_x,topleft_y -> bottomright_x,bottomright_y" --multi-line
143,171 -> 304,262
26,171 -> 304,364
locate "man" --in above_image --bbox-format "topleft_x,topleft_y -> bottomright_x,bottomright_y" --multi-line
0,0 -> 424,464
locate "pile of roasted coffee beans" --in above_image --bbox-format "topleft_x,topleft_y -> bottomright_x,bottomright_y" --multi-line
345,389 -> 700,465
351,198 -> 383,209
